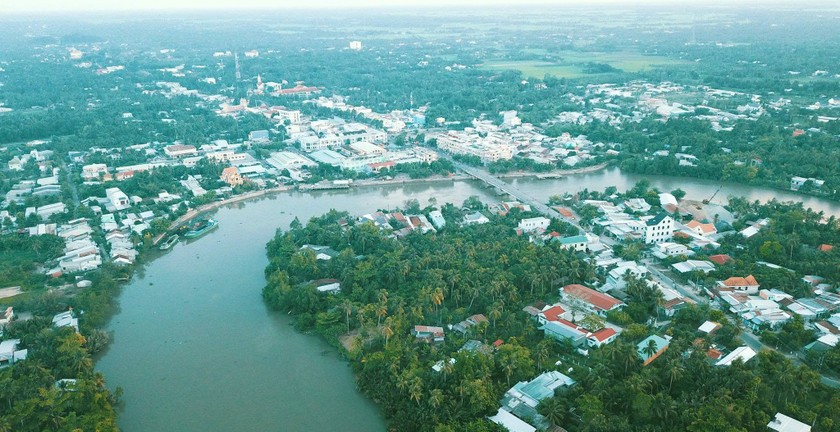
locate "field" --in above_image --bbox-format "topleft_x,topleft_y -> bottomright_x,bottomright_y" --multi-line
479,50 -> 689,79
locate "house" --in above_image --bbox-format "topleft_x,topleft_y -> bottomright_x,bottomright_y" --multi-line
300,245 -> 339,260
644,213 -> 673,244
717,275 -> 760,295
637,335 -> 670,366
488,408 -> 536,432
767,413 -> 811,432
606,261 -> 648,290
538,305 -> 570,325
698,321 -> 722,334
561,284 -> 624,316
716,346 -> 756,366
164,144 -> 197,158
685,220 -> 717,236
790,176 -> 824,191
411,325 -> 445,343
453,314 -> 488,334
0,339 -> 22,365
105,187 -> 130,211
556,235 -> 588,252
428,210 -> 446,229
623,198 -> 651,213
463,212 -> 490,225
494,371 -> 576,431
652,242 -> 693,259
81,163 -> 109,180
313,279 -> 341,294
587,328 -> 618,347
518,217 -> 550,232
220,166 -> 244,187
0,307 -> 13,327
740,218 -> 769,238
52,310 -> 79,332
819,244 -> 834,253
541,319 -> 589,347
671,260 -> 715,274
708,254 -> 733,265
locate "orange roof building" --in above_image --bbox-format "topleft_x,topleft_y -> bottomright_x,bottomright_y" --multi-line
561,284 -> 624,316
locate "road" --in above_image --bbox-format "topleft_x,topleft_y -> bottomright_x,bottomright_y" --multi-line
740,328 -> 840,388
451,160 -> 589,232
643,260 -> 707,304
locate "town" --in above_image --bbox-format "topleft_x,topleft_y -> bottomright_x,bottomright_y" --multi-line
1,3 -> 839,432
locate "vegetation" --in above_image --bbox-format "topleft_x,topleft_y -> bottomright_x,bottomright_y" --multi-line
263,208 -> 840,431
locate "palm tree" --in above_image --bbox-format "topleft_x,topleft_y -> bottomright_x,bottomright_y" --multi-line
538,397 -> 567,427
408,378 -> 423,405
381,318 -> 394,348
341,299 -> 354,333
429,389 -> 444,409
643,339 -> 659,360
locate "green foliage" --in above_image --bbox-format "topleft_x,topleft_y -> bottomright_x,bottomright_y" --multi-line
0,234 -> 65,289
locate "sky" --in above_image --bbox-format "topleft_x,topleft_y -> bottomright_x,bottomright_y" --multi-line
0,0 -> 785,13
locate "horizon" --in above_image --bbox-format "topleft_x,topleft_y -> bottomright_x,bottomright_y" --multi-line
2,0 -> 837,14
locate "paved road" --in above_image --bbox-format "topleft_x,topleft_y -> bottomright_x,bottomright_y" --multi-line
741,326 -> 840,388
644,260 -> 707,304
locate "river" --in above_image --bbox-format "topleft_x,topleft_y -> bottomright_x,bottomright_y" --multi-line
96,169 -> 840,432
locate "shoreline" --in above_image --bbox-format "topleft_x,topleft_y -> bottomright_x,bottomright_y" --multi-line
154,163 -> 611,243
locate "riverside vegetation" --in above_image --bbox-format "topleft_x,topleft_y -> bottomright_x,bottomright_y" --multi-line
262,201 -> 840,432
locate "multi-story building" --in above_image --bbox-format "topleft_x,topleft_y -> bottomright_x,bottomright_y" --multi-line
644,213 -> 673,244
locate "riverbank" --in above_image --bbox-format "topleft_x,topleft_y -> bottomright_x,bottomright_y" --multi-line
154,163 -> 611,244
495,162 -> 609,179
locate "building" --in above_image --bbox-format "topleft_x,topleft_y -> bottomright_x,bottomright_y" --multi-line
587,328 -> 618,347
248,130 -> 270,142
557,235 -> 588,252
463,212 -> 490,225
637,335 -> 670,366
495,371 -> 576,431
671,260 -> 715,274
517,217 -> 550,232
541,319 -> 589,347
164,144 -> 198,158
767,413 -> 811,432
715,346 -> 757,366
488,408 -> 536,432
561,284 -> 624,316
428,210 -> 446,229
644,213 -> 673,244
220,167 -> 244,187
717,275 -> 760,295
606,262 -> 649,290
685,220 -> 717,236
411,325 -> 445,343
653,242 -> 694,259
81,163 -> 109,181
105,187 -> 130,211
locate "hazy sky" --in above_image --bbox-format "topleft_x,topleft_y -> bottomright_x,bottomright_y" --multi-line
2,0 -> 594,12
1,0 -> 778,13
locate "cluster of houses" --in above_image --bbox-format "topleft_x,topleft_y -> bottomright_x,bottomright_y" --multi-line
0,308 -> 80,369
45,219 -> 102,275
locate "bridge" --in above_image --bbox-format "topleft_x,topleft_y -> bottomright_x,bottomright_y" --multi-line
452,160 -> 587,232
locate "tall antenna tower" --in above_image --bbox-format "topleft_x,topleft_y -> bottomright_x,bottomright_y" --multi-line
234,52 -> 241,81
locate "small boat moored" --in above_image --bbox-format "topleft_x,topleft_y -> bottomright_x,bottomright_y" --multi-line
183,218 -> 219,239
159,235 -> 180,251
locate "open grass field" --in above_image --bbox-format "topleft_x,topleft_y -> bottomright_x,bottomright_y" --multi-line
480,50 -> 690,79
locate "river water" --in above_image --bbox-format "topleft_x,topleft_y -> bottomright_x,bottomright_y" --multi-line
96,170 -> 840,432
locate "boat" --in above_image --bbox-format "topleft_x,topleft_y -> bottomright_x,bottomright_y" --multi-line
183,218 -> 219,239
159,235 -> 180,251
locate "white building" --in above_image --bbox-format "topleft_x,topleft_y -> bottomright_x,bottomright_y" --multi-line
767,413 -> 811,432
81,163 -> 109,181
644,213 -> 673,244
518,217 -> 550,232
106,188 -> 130,211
